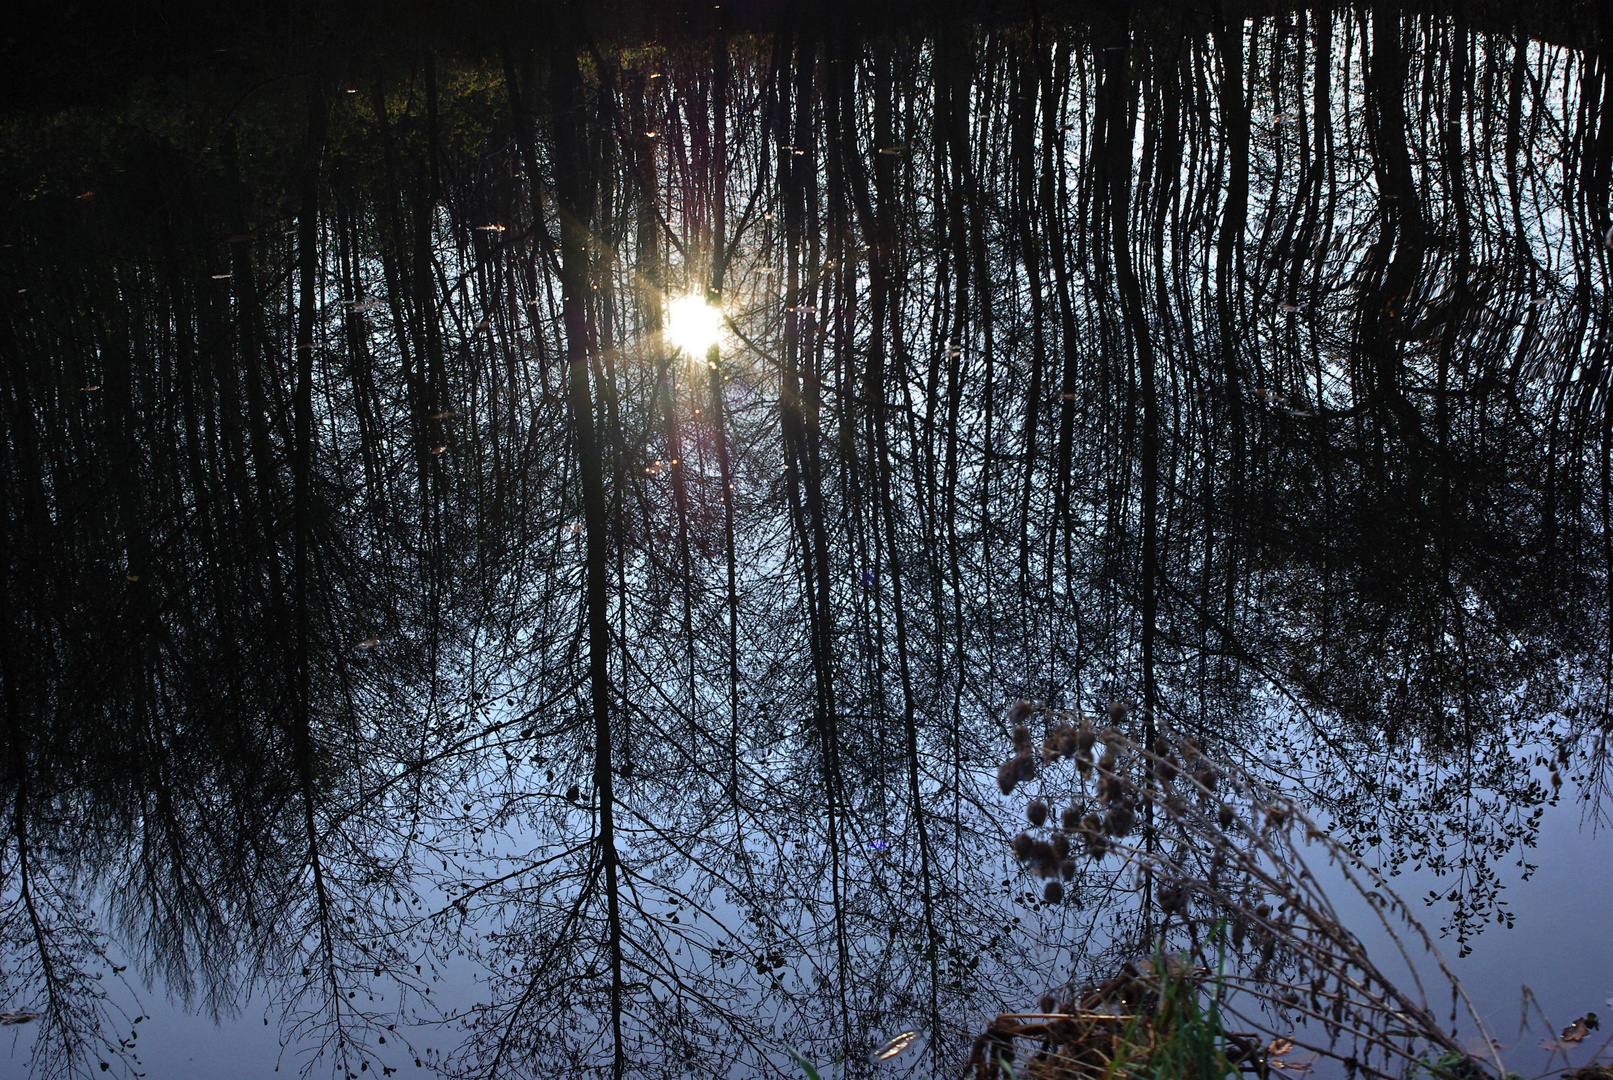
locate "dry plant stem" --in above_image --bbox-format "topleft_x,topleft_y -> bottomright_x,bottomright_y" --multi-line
1313,823 -> 1505,1076
1009,720 -> 1506,1079
1213,982 -> 1427,1070
1152,741 -> 1501,1071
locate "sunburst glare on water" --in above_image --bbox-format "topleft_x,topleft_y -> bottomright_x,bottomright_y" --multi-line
665,293 -> 723,356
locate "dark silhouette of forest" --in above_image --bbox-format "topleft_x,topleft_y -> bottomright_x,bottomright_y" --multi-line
3,2 -> 1612,1076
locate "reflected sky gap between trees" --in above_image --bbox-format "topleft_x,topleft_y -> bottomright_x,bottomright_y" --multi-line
2,3 -> 1613,1077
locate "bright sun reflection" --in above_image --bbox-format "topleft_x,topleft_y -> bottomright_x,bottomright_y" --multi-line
666,294 -> 723,356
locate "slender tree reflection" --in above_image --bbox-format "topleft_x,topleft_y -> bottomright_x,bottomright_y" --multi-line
2,4 -> 1611,1077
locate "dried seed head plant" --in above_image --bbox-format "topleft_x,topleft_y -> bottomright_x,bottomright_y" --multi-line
979,701 -> 1507,1080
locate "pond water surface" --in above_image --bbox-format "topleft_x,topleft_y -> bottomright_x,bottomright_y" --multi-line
3,3 -> 1612,1078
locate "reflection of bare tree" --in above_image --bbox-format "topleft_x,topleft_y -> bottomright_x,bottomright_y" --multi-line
2,5 -> 1612,1078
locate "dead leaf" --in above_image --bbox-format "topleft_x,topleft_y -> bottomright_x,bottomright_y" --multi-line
0,1010 -> 39,1025
1268,1037 -> 1295,1055
1561,1014 -> 1600,1044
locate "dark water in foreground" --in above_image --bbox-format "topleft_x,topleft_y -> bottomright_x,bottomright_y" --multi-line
3,3 -> 1613,1077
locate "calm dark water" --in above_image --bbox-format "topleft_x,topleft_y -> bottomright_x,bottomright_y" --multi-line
3,4 -> 1612,1078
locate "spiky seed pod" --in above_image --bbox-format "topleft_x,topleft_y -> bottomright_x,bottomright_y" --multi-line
1097,749 -> 1118,775
1101,774 -> 1127,804
1155,753 -> 1179,784
1061,806 -> 1082,832
1157,884 -> 1186,914
1015,752 -> 1037,782
1060,859 -> 1076,880
1104,803 -> 1135,838
1075,753 -> 1093,776
1027,800 -> 1049,827
1265,803 -> 1290,828
1195,766 -> 1219,792
1231,915 -> 1247,949
997,757 -> 1019,796
1218,803 -> 1235,829
1050,832 -> 1071,860
1030,840 -> 1057,875
1084,831 -> 1110,859
1008,699 -> 1039,726
1043,880 -> 1065,904
1012,832 -> 1035,860
1107,700 -> 1130,723
1080,812 -> 1102,835
1011,724 -> 1033,752
1075,728 -> 1097,756
1254,902 -> 1272,920
1038,993 -> 1058,1014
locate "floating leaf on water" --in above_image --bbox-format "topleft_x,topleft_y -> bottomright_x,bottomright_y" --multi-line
431,445 -> 447,455
869,1030 -> 918,1063
474,224 -> 507,232
81,385 -> 101,391
1560,1014 -> 1599,1043
356,638 -> 379,649
210,273 -> 232,280
0,1010 -> 39,1025
1268,1037 -> 1295,1055
125,574 -> 140,583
